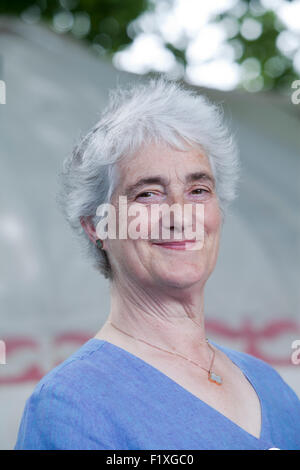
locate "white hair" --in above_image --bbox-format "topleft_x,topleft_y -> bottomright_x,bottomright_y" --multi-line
57,75 -> 241,280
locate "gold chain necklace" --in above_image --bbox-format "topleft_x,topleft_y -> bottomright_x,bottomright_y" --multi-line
107,320 -> 223,385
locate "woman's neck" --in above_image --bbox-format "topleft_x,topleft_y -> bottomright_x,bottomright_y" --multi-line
104,278 -> 210,363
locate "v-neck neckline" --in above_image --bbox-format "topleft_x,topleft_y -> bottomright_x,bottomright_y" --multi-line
89,337 -> 270,444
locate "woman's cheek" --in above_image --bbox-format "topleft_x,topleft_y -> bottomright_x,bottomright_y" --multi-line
203,200 -> 222,235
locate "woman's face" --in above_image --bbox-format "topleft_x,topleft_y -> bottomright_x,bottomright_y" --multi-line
104,141 -> 222,290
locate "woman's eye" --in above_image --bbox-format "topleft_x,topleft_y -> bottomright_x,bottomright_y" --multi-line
191,188 -> 208,195
135,189 -> 209,200
136,191 -> 155,199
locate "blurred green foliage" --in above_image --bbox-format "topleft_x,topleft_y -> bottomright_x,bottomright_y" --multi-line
0,0 -> 148,51
0,0 -> 298,93
223,8 -> 298,92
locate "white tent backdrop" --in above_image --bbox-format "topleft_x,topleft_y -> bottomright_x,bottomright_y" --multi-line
0,18 -> 299,450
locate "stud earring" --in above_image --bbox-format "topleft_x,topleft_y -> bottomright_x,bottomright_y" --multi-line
96,239 -> 104,250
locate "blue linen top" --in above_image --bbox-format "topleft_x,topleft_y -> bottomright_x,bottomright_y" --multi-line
14,338 -> 300,450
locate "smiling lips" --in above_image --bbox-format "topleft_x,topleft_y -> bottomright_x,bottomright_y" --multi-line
152,240 -> 197,250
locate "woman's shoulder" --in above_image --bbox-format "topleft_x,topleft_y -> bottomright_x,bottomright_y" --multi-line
211,339 -> 300,405
14,338 -> 118,449
33,338 -> 113,396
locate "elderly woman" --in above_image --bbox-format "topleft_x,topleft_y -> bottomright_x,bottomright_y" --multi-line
15,77 -> 300,450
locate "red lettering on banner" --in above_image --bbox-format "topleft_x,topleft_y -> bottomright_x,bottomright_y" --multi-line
206,317 -> 300,366
0,338 -> 43,385
0,319 -> 299,385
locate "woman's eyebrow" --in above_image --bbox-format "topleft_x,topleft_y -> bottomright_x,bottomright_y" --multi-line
124,172 -> 215,196
186,172 -> 215,188
124,177 -> 167,196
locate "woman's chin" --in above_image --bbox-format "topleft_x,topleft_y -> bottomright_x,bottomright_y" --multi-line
153,267 -> 205,290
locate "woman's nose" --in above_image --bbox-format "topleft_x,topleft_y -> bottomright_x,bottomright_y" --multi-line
161,192 -> 188,236
165,189 -> 186,207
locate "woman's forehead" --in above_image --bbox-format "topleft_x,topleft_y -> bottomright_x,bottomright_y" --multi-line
113,153 -> 214,199
118,142 -> 210,173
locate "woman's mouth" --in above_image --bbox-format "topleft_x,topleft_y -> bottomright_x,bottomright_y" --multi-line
151,240 -> 200,251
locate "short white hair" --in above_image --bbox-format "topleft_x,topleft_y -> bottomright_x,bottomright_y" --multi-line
57,75 -> 241,280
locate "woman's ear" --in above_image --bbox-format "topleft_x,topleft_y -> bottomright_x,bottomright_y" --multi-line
80,216 -> 107,251
80,216 -> 97,244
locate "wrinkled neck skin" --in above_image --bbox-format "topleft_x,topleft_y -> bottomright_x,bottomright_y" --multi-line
106,271 -> 212,365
